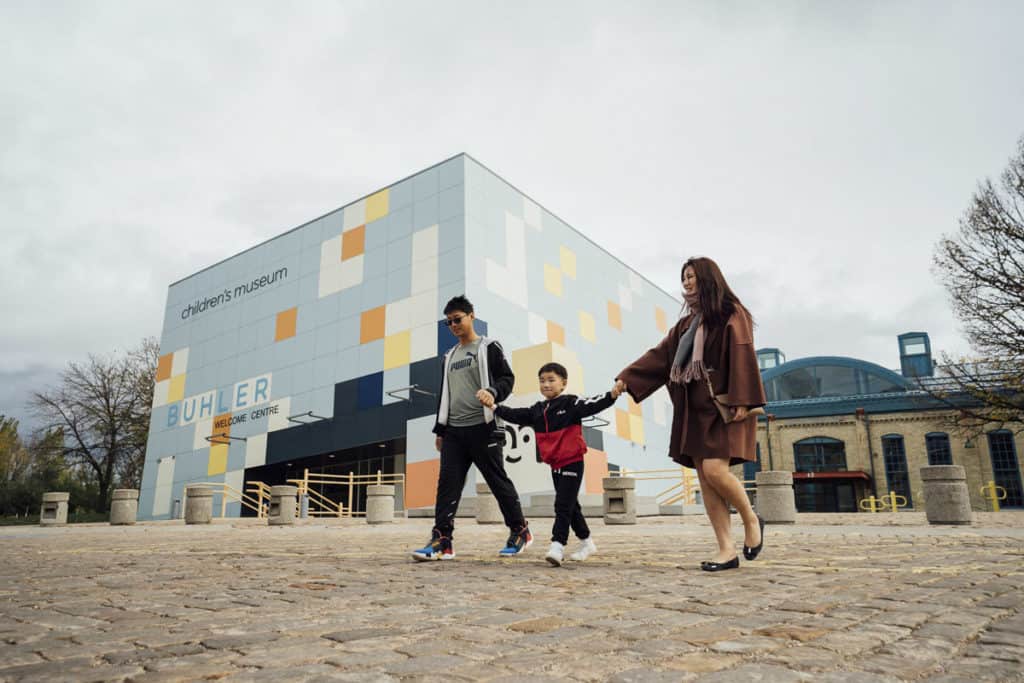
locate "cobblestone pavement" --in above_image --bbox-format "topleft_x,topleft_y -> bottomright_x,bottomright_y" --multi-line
1,513 -> 1022,682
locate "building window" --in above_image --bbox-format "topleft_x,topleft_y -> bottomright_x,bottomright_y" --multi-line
881,434 -> 913,508
925,432 -> 953,466
793,437 -> 847,472
987,431 -> 1023,508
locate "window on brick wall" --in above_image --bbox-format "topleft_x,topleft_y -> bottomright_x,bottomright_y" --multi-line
925,432 -> 953,466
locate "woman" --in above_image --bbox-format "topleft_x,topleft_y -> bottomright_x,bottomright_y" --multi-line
616,257 -> 767,571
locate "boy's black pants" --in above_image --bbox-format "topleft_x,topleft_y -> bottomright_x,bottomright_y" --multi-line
434,423 -> 525,537
551,460 -> 590,545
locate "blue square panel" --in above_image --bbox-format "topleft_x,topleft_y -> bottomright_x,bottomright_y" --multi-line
414,195 -> 439,230
388,177 -> 414,210
357,372 -> 383,409
439,156 -> 465,190
387,206 -> 414,242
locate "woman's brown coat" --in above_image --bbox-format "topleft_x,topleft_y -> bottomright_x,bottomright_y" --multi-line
617,307 -> 766,468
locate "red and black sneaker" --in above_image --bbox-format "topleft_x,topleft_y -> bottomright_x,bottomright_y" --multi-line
411,529 -> 454,561
498,524 -> 533,556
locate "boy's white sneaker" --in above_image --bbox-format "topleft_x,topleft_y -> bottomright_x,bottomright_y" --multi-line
569,537 -> 597,562
545,541 -> 564,567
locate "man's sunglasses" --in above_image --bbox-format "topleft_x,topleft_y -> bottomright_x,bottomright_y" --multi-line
445,316 -> 467,326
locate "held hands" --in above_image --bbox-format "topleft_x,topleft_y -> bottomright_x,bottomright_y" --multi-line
611,379 -> 627,399
476,389 -> 496,408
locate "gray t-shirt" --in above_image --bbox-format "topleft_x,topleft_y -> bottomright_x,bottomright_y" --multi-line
447,338 -> 486,427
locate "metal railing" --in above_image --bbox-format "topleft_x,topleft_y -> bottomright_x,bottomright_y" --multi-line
608,467 -> 755,506
858,491 -> 910,512
288,469 -> 405,518
188,482 -> 267,518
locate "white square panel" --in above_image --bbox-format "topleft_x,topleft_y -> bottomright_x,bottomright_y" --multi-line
245,433 -> 268,468
412,224 -> 439,262
385,298 -> 412,336
171,348 -> 189,375
343,198 -> 367,230
527,312 -> 547,345
410,323 -> 437,363
411,256 -> 438,295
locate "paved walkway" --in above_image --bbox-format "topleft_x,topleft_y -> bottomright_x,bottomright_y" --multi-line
1,513 -> 1022,682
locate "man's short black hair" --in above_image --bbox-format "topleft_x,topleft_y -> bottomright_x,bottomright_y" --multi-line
443,295 -> 474,316
538,362 -> 568,381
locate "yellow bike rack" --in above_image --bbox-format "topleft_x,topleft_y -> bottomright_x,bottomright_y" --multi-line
980,480 -> 1008,511
859,491 -> 909,512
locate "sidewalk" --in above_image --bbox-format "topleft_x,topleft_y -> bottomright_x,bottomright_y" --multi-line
1,513 -> 1022,682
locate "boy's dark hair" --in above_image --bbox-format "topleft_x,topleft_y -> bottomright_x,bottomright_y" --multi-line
538,362 -> 568,381
443,295 -> 474,316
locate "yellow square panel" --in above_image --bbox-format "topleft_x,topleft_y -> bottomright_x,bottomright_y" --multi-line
365,189 -> 390,224
547,320 -> 565,346
615,409 -> 631,441
167,374 -> 186,403
629,414 -> 645,444
655,307 -> 668,333
559,246 -> 577,279
607,301 -> 622,331
628,394 -> 642,417
543,264 -> 563,296
208,443 -> 228,476
383,331 -> 411,370
579,311 -> 596,342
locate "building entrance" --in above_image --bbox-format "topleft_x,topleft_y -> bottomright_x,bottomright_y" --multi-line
242,438 -> 406,517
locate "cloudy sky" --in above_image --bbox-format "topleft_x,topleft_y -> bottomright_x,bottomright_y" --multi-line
3,1 -> 1023,431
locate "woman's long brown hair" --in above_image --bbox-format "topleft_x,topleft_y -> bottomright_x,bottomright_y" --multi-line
682,256 -> 746,330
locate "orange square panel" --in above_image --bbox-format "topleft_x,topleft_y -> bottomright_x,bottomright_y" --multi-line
547,320 -> 566,346
360,306 -> 386,344
342,225 -> 365,261
155,353 -> 173,382
405,459 -> 441,509
607,301 -> 622,331
275,307 -> 298,342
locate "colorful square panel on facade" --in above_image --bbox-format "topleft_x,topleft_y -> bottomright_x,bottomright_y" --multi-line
510,342 -> 585,396
615,408 -> 631,441
156,353 -> 173,382
360,306 -> 386,344
208,443 -> 228,476
167,375 -> 186,403
655,307 -> 668,333
628,395 -> 642,417
583,448 -> 609,494
275,307 -> 298,342
365,189 -> 390,224
383,331 -> 411,370
628,414 -> 645,444
543,263 -> 563,296
342,225 -> 366,261
607,301 -> 622,331
357,372 -> 383,409
560,246 -> 577,279
579,311 -> 596,343
547,320 -> 565,346
405,458 -> 440,509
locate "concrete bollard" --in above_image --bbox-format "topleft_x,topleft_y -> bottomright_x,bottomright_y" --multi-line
920,465 -> 973,525
603,477 -> 637,525
366,484 -> 395,524
109,489 -> 139,525
39,492 -> 70,526
754,471 -> 796,524
475,482 -> 502,524
268,485 -> 298,526
184,486 -> 214,524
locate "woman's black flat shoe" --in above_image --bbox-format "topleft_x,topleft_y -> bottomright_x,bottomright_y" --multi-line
743,515 -> 765,561
700,557 -> 739,572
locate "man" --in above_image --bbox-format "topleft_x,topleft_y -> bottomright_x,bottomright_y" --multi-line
411,295 -> 532,560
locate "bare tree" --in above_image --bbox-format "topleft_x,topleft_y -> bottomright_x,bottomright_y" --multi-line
932,134 -> 1024,432
29,337 -> 158,509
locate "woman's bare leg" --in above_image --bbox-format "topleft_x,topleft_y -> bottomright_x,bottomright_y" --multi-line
695,461 -> 736,562
699,458 -> 761,552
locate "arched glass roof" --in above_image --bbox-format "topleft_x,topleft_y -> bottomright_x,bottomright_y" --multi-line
761,356 -> 911,402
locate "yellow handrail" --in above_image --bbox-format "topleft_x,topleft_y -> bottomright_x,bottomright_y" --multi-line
190,482 -> 266,517
287,469 -> 406,518
980,481 -> 1008,511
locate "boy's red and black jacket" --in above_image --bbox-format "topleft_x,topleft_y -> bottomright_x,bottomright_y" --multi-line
494,392 -> 615,469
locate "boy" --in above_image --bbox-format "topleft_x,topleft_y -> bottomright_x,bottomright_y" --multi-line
480,362 -> 623,566
411,295 -> 532,561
